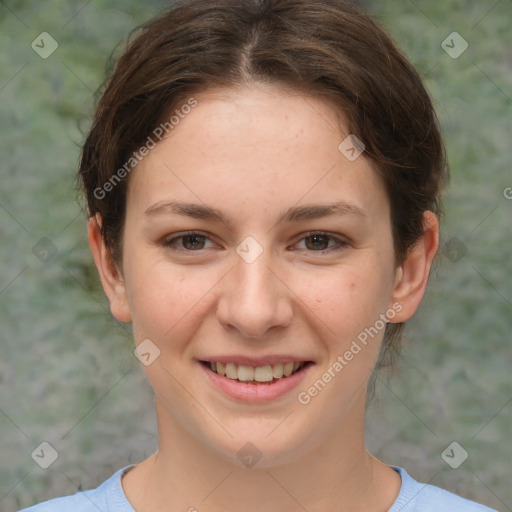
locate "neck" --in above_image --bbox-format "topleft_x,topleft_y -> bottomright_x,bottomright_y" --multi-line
122,394 -> 400,512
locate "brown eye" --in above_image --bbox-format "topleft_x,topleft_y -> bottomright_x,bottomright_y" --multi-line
181,234 -> 206,250
294,232 -> 348,252
163,232 -> 214,252
304,234 -> 330,250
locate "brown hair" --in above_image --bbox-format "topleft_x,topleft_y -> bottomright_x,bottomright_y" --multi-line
78,0 -> 448,368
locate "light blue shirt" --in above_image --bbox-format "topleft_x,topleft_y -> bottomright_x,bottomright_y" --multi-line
19,465 -> 499,511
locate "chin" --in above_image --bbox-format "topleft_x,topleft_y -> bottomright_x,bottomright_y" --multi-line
204,421 -> 319,470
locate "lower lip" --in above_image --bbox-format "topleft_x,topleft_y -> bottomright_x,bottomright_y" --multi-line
198,362 -> 314,402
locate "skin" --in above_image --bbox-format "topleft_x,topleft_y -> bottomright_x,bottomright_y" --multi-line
89,83 -> 439,512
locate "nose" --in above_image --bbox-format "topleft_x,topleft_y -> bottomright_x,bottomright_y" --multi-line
216,247 -> 294,339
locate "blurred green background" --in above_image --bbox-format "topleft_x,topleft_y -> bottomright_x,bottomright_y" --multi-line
0,1 -> 510,510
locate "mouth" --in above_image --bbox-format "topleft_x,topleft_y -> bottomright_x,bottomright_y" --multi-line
199,360 -> 314,385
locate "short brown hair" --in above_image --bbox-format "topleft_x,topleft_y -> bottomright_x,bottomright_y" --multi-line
78,0 -> 448,368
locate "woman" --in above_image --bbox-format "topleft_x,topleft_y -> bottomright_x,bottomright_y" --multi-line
21,0 -> 498,510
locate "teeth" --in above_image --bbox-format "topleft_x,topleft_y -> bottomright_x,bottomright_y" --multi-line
237,365 -> 254,382
254,365 -> 273,382
283,362 -> 294,377
216,362 -> 226,377
225,363 -> 238,379
208,361 -> 305,382
272,363 -> 284,378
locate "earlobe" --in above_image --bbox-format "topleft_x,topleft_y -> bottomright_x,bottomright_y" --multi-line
389,211 -> 439,323
87,215 -> 132,323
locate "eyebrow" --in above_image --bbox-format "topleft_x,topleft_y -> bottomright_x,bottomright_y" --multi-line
144,200 -> 366,228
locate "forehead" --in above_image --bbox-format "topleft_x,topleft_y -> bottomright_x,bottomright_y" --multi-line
126,84 -> 389,224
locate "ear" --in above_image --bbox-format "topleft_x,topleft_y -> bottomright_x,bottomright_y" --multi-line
88,215 -> 132,323
389,211 -> 439,323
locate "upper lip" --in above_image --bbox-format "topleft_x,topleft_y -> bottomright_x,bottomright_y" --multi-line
198,355 -> 314,367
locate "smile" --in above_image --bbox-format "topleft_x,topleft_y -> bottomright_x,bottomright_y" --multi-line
201,361 -> 308,383
198,359 -> 314,402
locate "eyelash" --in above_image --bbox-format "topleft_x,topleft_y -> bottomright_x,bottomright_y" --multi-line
161,231 -> 349,254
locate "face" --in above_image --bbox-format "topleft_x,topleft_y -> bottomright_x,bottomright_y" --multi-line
91,84 -> 431,468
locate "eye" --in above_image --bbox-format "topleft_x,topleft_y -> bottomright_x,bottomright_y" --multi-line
162,231 -> 217,251
161,231 -> 349,254
293,232 -> 348,252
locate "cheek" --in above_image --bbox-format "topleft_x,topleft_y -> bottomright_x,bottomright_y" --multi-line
125,253 -> 218,344
295,263 -> 391,336
294,268 -> 389,413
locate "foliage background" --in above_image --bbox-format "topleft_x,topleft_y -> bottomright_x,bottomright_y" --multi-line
0,1 -> 510,510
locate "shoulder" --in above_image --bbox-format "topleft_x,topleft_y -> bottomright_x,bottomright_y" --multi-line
18,492 -> 100,512
18,465 -> 136,512
389,467 -> 499,512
